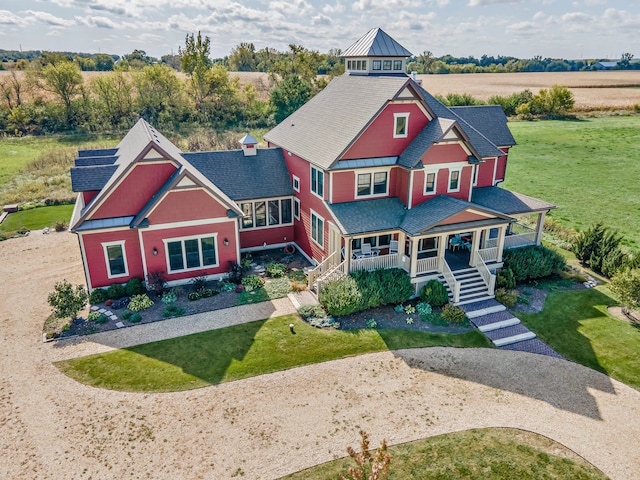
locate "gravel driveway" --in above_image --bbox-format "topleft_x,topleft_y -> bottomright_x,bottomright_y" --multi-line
1,231 -> 639,479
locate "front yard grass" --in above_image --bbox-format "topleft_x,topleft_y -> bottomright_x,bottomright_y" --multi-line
281,428 -> 609,480
0,204 -> 74,232
55,314 -> 491,392
516,286 -> 640,391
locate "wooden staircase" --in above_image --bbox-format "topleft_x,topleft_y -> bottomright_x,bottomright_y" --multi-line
435,266 -> 494,305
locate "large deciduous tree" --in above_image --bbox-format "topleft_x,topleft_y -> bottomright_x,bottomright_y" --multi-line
134,64 -> 187,127
33,60 -> 84,124
91,72 -> 135,129
269,74 -> 313,123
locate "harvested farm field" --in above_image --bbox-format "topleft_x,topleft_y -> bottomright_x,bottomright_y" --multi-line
416,71 -> 640,110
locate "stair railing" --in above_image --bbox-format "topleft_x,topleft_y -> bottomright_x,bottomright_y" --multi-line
472,251 -> 496,294
441,259 -> 461,304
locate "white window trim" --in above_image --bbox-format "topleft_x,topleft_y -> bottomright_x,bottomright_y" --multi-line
448,168 -> 462,193
163,233 -> 219,274
102,240 -> 129,279
354,168 -> 390,199
424,169 -> 437,195
293,197 -> 300,220
472,164 -> 479,187
292,175 -> 300,193
239,197 -> 294,231
310,166 -> 324,200
393,112 -> 409,139
310,209 -> 325,250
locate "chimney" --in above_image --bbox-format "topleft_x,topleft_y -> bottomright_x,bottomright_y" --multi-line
411,71 -> 422,86
240,133 -> 258,157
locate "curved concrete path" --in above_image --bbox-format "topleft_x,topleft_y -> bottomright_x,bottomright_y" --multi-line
2,232 -> 639,479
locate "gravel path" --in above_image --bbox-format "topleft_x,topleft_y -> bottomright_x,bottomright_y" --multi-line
1,231 -> 640,480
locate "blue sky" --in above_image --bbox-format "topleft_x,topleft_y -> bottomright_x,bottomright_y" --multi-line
1,0 -> 638,60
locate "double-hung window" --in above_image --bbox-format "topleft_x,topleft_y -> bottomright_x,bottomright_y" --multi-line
311,166 -> 324,198
356,171 -> 388,197
425,171 -> 436,194
293,198 -> 300,220
394,113 -> 409,138
165,235 -> 218,273
102,241 -> 128,278
448,168 -> 461,192
310,210 -> 324,248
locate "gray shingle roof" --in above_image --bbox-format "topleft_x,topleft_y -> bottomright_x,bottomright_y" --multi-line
71,165 -> 118,192
74,156 -> 118,167
77,148 -> 117,158
472,186 -> 556,214
341,28 -> 413,58
183,148 -> 293,201
264,75 -> 410,169
397,118 -> 456,168
329,195 -> 511,236
418,87 -> 506,158
451,105 -> 516,147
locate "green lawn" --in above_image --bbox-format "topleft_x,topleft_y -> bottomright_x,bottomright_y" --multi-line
0,204 -> 74,232
516,287 -> 640,391
504,116 -> 640,250
282,428 -> 608,480
55,314 -> 491,392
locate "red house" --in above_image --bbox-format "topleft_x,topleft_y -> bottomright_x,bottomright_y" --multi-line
70,28 -> 554,304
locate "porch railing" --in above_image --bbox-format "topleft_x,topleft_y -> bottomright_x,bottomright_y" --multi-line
504,232 -> 536,248
472,251 -> 496,294
350,253 -> 399,272
478,247 -> 499,263
441,259 -> 460,304
416,256 -> 439,275
316,260 -> 347,294
308,251 -> 339,289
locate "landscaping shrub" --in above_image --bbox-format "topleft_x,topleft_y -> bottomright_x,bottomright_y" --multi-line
497,267 -> 516,290
609,268 -> 640,315
125,277 -> 145,296
161,291 -> 177,304
319,275 -> 364,316
220,281 -> 236,292
47,280 -> 88,320
319,269 -> 413,316
440,303 -> 467,324
106,283 -> 127,300
298,304 -> 327,319
241,274 -> 265,291
120,309 -> 132,320
228,261 -> 243,284
87,311 -> 102,322
416,302 -> 433,320
128,294 -> 154,312
297,304 -> 338,328
200,288 -> 218,298
495,288 -> 517,308
190,276 -> 207,291
502,245 -> 565,283
54,220 -> 68,232
188,292 -> 201,301
146,271 -> 166,295
420,280 -> 449,308
163,305 -> 185,317
89,288 -> 108,305
265,261 -> 288,278
128,313 -> 142,323
573,223 -> 628,277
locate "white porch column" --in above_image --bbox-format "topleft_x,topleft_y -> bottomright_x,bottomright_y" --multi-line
344,237 -> 352,272
409,238 -> 418,277
470,229 -> 481,266
397,231 -> 408,272
496,225 -> 507,262
535,211 -> 547,245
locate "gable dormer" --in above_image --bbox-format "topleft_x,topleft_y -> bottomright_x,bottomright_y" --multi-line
341,28 -> 412,76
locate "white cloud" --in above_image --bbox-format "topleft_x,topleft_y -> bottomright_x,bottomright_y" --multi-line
26,10 -> 75,27
322,2 -> 345,14
352,0 -> 421,12
75,15 -> 121,29
312,14 -> 332,26
468,0 -> 523,6
0,10 -> 28,26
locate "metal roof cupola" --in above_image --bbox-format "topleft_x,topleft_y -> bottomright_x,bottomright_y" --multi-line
340,27 -> 412,76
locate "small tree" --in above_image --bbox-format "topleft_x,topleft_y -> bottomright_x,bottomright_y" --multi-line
47,280 -> 88,320
339,430 -> 392,480
609,268 -> 640,316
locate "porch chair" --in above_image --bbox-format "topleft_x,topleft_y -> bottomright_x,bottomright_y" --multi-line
361,243 -> 373,257
389,240 -> 399,254
450,234 -> 462,251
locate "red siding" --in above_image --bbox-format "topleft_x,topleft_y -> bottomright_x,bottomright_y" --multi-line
239,225 -> 295,248
81,229 -> 144,289
341,103 -> 429,160
422,143 -> 468,165
141,221 -> 238,282
476,159 -> 496,187
281,151 -> 332,263
148,189 -> 230,225
332,171 -> 355,203
412,165 -> 473,207
83,191 -> 99,205
91,162 -> 177,219
495,155 -> 507,183
395,168 -> 410,206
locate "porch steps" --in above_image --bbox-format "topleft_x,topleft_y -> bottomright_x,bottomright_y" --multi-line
452,268 -> 493,305
461,299 -> 563,358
